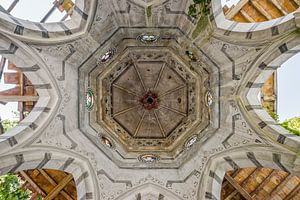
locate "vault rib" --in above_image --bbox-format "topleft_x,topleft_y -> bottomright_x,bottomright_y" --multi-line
154,110 -> 165,137
134,111 -> 146,137
154,63 -> 166,90
160,105 -> 186,116
113,84 -> 140,97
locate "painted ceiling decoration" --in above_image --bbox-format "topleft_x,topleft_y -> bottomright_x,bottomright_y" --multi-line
0,0 -> 299,199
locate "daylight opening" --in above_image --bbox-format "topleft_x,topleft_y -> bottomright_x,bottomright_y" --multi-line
0,169 -> 77,200
261,53 -> 300,136
0,0 -> 75,23
0,56 -> 38,134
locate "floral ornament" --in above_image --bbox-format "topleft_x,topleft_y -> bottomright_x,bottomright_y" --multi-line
137,34 -> 159,44
138,154 -> 160,163
85,88 -> 94,111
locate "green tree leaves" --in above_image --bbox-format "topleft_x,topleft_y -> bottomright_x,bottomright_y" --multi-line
281,117 -> 300,136
0,174 -> 30,200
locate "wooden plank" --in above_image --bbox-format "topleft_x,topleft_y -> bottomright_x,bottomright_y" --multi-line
0,95 -> 39,102
44,174 -> 73,200
225,0 -> 250,19
225,190 -> 238,200
19,171 -> 46,196
266,174 -> 293,200
285,183 -> 300,200
38,169 -> 74,200
293,0 -> 300,6
251,169 -> 276,197
269,0 -> 288,15
240,9 -> 256,22
224,174 -> 254,200
251,0 -> 273,20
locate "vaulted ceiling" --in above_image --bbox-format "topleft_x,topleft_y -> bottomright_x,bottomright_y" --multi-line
0,0 -> 299,199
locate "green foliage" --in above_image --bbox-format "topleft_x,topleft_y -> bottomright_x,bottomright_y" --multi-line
0,174 -> 30,200
268,111 -> 279,122
1,119 -> 19,133
281,117 -> 300,136
188,0 -> 211,18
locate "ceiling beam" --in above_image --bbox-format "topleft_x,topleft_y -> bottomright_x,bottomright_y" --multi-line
38,169 -> 74,200
285,183 -> 300,200
293,0 -> 300,6
7,0 -> 19,13
251,169 -> 276,197
224,174 -> 254,200
0,95 -> 39,102
44,174 -> 73,200
19,171 -> 46,196
251,0 -> 273,20
269,0 -> 288,15
266,174 -> 293,200
225,0 -> 249,19
240,9 -> 256,22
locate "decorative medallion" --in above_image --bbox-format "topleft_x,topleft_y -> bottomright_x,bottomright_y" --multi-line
85,88 -> 94,111
137,34 -> 159,43
206,91 -> 213,106
138,154 -> 160,163
100,136 -> 113,148
99,48 -> 115,63
185,135 -> 198,148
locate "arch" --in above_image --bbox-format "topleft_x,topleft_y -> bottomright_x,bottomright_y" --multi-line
0,147 -> 98,200
210,0 -> 299,41
238,35 -> 300,152
115,183 -> 184,200
199,146 -> 300,199
0,34 -> 60,154
0,0 -> 96,44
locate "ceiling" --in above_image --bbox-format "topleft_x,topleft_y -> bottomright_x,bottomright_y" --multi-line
0,0 -> 299,199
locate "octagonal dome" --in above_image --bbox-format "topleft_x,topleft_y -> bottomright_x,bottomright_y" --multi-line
94,47 -> 210,153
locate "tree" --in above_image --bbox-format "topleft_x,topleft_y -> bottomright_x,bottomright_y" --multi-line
281,117 -> 300,136
0,174 -> 30,200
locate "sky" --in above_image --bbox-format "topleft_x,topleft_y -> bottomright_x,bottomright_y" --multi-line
0,0 -> 299,123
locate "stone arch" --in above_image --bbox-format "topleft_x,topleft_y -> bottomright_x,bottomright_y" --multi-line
200,146 -> 300,200
115,183 -> 184,200
0,34 -> 59,154
210,0 -> 299,41
0,0 -> 96,44
0,147 -> 98,200
239,35 -> 300,151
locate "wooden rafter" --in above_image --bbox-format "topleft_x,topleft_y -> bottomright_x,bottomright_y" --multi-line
224,174 -> 254,200
19,171 -> 46,196
266,174 -> 294,200
250,169 -> 276,197
285,183 -> 300,200
251,0 -> 273,20
225,0 -> 249,19
38,169 -> 74,200
44,174 -> 73,200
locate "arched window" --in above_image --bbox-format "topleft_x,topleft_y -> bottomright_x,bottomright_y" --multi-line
0,0 -> 74,23
261,52 -> 300,136
0,55 -> 38,134
0,169 -> 77,199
